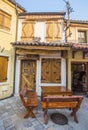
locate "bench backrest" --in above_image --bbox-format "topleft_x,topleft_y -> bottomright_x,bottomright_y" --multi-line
20,86 -> 27,106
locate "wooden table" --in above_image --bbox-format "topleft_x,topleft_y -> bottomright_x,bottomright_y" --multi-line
41,86 -> 72,100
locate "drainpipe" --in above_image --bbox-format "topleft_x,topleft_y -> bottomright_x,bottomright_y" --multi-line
66,53 -> 68,89
12,2 -> 19,95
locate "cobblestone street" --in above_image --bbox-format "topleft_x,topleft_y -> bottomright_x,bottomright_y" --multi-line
0,96 -> 88,130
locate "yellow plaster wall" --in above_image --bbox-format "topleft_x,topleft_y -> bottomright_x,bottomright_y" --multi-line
0,0 -> 24,99
67,24 -> 88,43
0,0 -> 17,50
67,27 -> 77,42
0,49 -> 15,99
67,50 -> 88,91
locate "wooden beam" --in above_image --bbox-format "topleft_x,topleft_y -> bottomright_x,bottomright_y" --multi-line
18,55 -> 39,60
16,49 -> 61,55
15,45 -> 70,51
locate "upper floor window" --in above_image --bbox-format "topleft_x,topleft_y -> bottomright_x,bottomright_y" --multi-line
0,9 -> 11,31
78,31 -> 87,43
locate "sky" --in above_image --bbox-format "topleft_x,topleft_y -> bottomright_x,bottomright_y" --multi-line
16,0 -> 88,20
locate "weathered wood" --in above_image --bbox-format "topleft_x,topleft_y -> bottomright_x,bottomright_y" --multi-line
46,21 -> 61,42
15,45 -> 70,51
22,74 -> 31,87
42,95 -> 83,124
21,60 -> 36,91
20,86 -> 38,118
16,49 -> 61,55
18,54 -> 39,60
0,56 -> 8,82
21,21 -> 34,41
41,59 -> 61,83
41,86 -> 72,100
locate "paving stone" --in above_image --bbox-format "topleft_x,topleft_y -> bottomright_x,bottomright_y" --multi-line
0,121 -> 4,126
11,114 -> 20,122
34,123 -> 44,130
23,120 -> 32,128
0,106 -> 6,114
3,118 -> 13,128
0,102 -> 4,107
1,112 -> 9,120
0,96 -> 88,130
0,126 -> 5,130
5,125 -> 16,130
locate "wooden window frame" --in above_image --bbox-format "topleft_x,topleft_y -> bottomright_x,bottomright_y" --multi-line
0,9 -> 11,31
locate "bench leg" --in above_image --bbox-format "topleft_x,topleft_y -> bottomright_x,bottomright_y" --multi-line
71,109 -> 78,123
24,108 -> 36,118
44,109 -> 48,124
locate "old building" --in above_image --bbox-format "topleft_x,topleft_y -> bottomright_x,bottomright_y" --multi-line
66,20 -> 88,94
11,12 -> 69,96
11,13 -> 88,96
0,0 -> 25,99
1,1 -> 88,99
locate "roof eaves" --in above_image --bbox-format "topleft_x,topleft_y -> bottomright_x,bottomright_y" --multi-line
8,0 -> 26,12
65,19 -> 88,24
19,12 -> 66,16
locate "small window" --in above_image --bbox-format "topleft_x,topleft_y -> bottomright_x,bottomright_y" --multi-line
78,31 -> 86,43
0,9 -> 11,31
0,56 -> 8,82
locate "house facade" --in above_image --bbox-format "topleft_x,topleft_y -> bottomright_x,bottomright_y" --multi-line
12,12 -> 69,96
1,1 -> 88,99
0,0 -> 25,99
11,11 -> 88,96
66,20 -> 88,94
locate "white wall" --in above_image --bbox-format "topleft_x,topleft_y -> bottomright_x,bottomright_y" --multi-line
34,21 -> 46,42
17,19 -> 24,41
14,57 -> 21,95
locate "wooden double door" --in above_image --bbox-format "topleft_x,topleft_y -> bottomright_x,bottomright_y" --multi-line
21,60 -> 36,91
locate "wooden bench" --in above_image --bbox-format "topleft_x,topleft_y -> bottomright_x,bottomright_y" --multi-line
42,95 -> 83,124
41,86 -> 72,100
20,86 -> 38,118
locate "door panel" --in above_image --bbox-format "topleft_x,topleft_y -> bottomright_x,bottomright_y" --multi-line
21,60 -> 36,91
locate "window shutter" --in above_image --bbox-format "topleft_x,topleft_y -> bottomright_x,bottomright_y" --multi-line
21,21 -> 34,41
0,9 -> 11,31
41,58 -> 61,83
54,21 -> 60,41
46,21 -> 53,42
0,57 -> 8,82
46,21 -> 60,42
